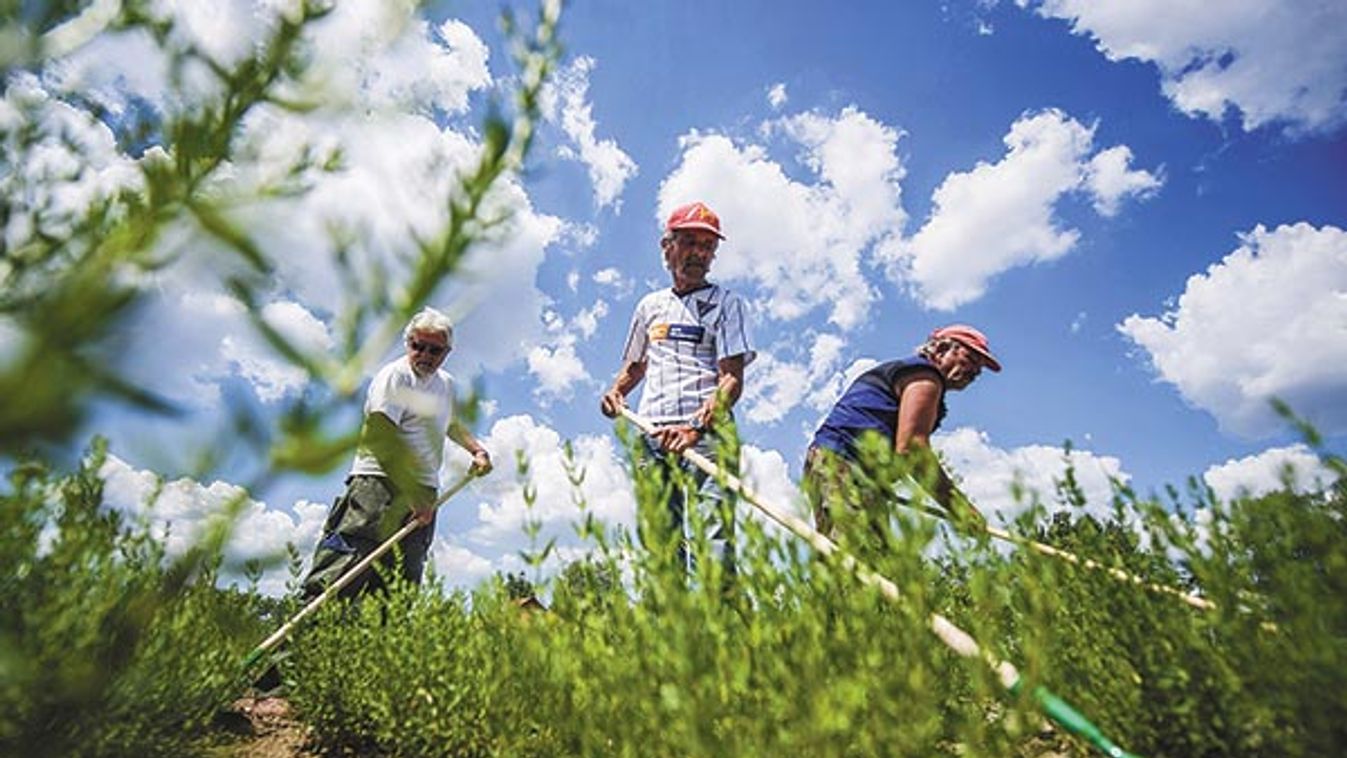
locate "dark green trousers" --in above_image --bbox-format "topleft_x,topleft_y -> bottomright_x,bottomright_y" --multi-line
300,475 -> 436,600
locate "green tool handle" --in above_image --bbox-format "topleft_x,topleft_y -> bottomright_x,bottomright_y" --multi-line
1011,679 -> 1140,758
618,408 -> 1140,758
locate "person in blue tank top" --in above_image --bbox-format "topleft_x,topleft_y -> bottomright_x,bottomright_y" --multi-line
804,324 -> 1001,543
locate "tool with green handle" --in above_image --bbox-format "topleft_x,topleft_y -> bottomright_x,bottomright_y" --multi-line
619,408 -> 1139,758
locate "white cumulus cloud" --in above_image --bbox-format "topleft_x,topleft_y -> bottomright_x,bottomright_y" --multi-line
99,454 -> 327,596
1017,0 -> 1347,134
934,427 -> 1130,522
742,332 -> 853,423
1203,444 -> 1339,502
451,414 -> 636,568
1119,223 -> 1347,437
542,55 -> 638,210
890,108 -> 1161,310
658,104 -> 905,330
221,300 -> 334,402
16,3 -> 567,408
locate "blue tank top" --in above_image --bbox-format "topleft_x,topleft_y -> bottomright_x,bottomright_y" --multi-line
811,356 -> 947,461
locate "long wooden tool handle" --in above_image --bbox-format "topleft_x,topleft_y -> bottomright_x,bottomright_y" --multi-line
616,408 -> 1137,757
243,473 -> 477,668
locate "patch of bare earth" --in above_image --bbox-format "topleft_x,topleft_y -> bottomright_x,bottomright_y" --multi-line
208,696 -> 319,758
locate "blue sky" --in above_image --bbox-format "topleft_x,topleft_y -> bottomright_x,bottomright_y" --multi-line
13,1 -> 1344,593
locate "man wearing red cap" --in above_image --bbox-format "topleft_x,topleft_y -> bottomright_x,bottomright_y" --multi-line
804,325 -> 1000,545
601,201 -> 756,579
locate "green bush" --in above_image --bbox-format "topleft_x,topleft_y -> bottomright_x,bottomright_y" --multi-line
277,433 -> 1345,758
3,432 -> 1342,757
0,440 -> 273,757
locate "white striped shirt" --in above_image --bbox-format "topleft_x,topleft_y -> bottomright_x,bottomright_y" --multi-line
620,284 -> 756,425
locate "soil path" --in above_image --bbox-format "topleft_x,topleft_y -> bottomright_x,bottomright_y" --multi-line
210,697 -> 317,758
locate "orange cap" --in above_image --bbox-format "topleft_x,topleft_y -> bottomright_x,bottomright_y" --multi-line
930,324 -> 1002,372
665,201 -> 725,240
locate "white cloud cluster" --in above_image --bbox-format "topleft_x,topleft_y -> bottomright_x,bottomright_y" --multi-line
658,105 -> 904,330
766,83 -> 788,110
222,300 -> 335,402
934,427 -> 1130,522
436,415 -> 635,581
740,444 -> 808,537
99,454 -> 327,596
526,341 -> 589,403
0,74 -> 143,250
541,55 -> 638,210
1119,223 -> 1347,437
1203,444 -> 1339,502
891,108 -> 1161,310
742,333 -> 853,424
17,1 -> 567,407
592,266 -> 634,299
526,301 -> 608,404
1017,0 -> 1347,134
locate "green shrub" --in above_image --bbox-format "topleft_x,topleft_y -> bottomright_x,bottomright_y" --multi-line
0,440 -> 272,757
277,432 -> 1345,758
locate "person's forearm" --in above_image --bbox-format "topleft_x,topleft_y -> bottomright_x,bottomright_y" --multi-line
696,374 -> 741,423
448,422 -> 486,455
609,362 -> 645,397
697,355 -> 745,424
910,447 -> 984,524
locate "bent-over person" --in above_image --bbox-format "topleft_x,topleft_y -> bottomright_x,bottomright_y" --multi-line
804,324 -> 999,548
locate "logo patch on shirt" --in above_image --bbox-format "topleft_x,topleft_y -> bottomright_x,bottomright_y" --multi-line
696,299 -> 716,317
650,323 -> 705,343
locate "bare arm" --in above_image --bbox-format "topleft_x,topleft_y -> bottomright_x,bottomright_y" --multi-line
600,360 -> 646,418
894,374 -> 986,528
449,420 -> 492,475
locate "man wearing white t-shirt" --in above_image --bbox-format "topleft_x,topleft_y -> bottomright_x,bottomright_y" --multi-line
601,201 -> 756,580
301,307 -> 492,599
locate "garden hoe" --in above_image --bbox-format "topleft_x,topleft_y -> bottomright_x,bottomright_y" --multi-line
240,471 -> 478,673
619,407 -> 1139,758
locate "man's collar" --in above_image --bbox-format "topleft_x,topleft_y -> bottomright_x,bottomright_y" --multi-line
671,282 -> 714,297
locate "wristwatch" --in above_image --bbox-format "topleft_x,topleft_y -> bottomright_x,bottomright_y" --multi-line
688,416 -> 705,433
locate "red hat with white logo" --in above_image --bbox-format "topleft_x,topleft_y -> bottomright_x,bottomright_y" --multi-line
930,324 -> 1002,372
665,201 -> 726,240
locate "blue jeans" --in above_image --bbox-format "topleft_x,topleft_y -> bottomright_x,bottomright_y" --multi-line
638,427 -> 737,581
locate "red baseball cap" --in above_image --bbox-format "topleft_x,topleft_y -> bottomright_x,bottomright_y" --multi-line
665,201 -> 725,240
930,324 -> 1002,372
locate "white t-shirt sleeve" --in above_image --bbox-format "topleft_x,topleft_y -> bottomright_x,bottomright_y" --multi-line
716,291 -> 756,366
364,363 -> 409,424
619,297 -> 650,364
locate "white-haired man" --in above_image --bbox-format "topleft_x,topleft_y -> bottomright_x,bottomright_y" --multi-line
601,201 -> 756,581
301,307 -> 492,599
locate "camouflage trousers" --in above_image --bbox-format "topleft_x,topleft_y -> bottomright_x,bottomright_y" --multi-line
802,445 -> 895,556
300,475 -> 437,600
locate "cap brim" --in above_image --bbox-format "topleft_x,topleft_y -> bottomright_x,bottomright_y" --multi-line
973,348 -> 1001,372
668,221 -> 726,240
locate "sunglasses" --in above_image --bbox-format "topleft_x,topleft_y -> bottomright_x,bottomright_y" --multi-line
408,339 -> 447,357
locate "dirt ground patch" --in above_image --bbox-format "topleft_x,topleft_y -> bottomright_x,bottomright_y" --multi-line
207,697 -> 319,758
